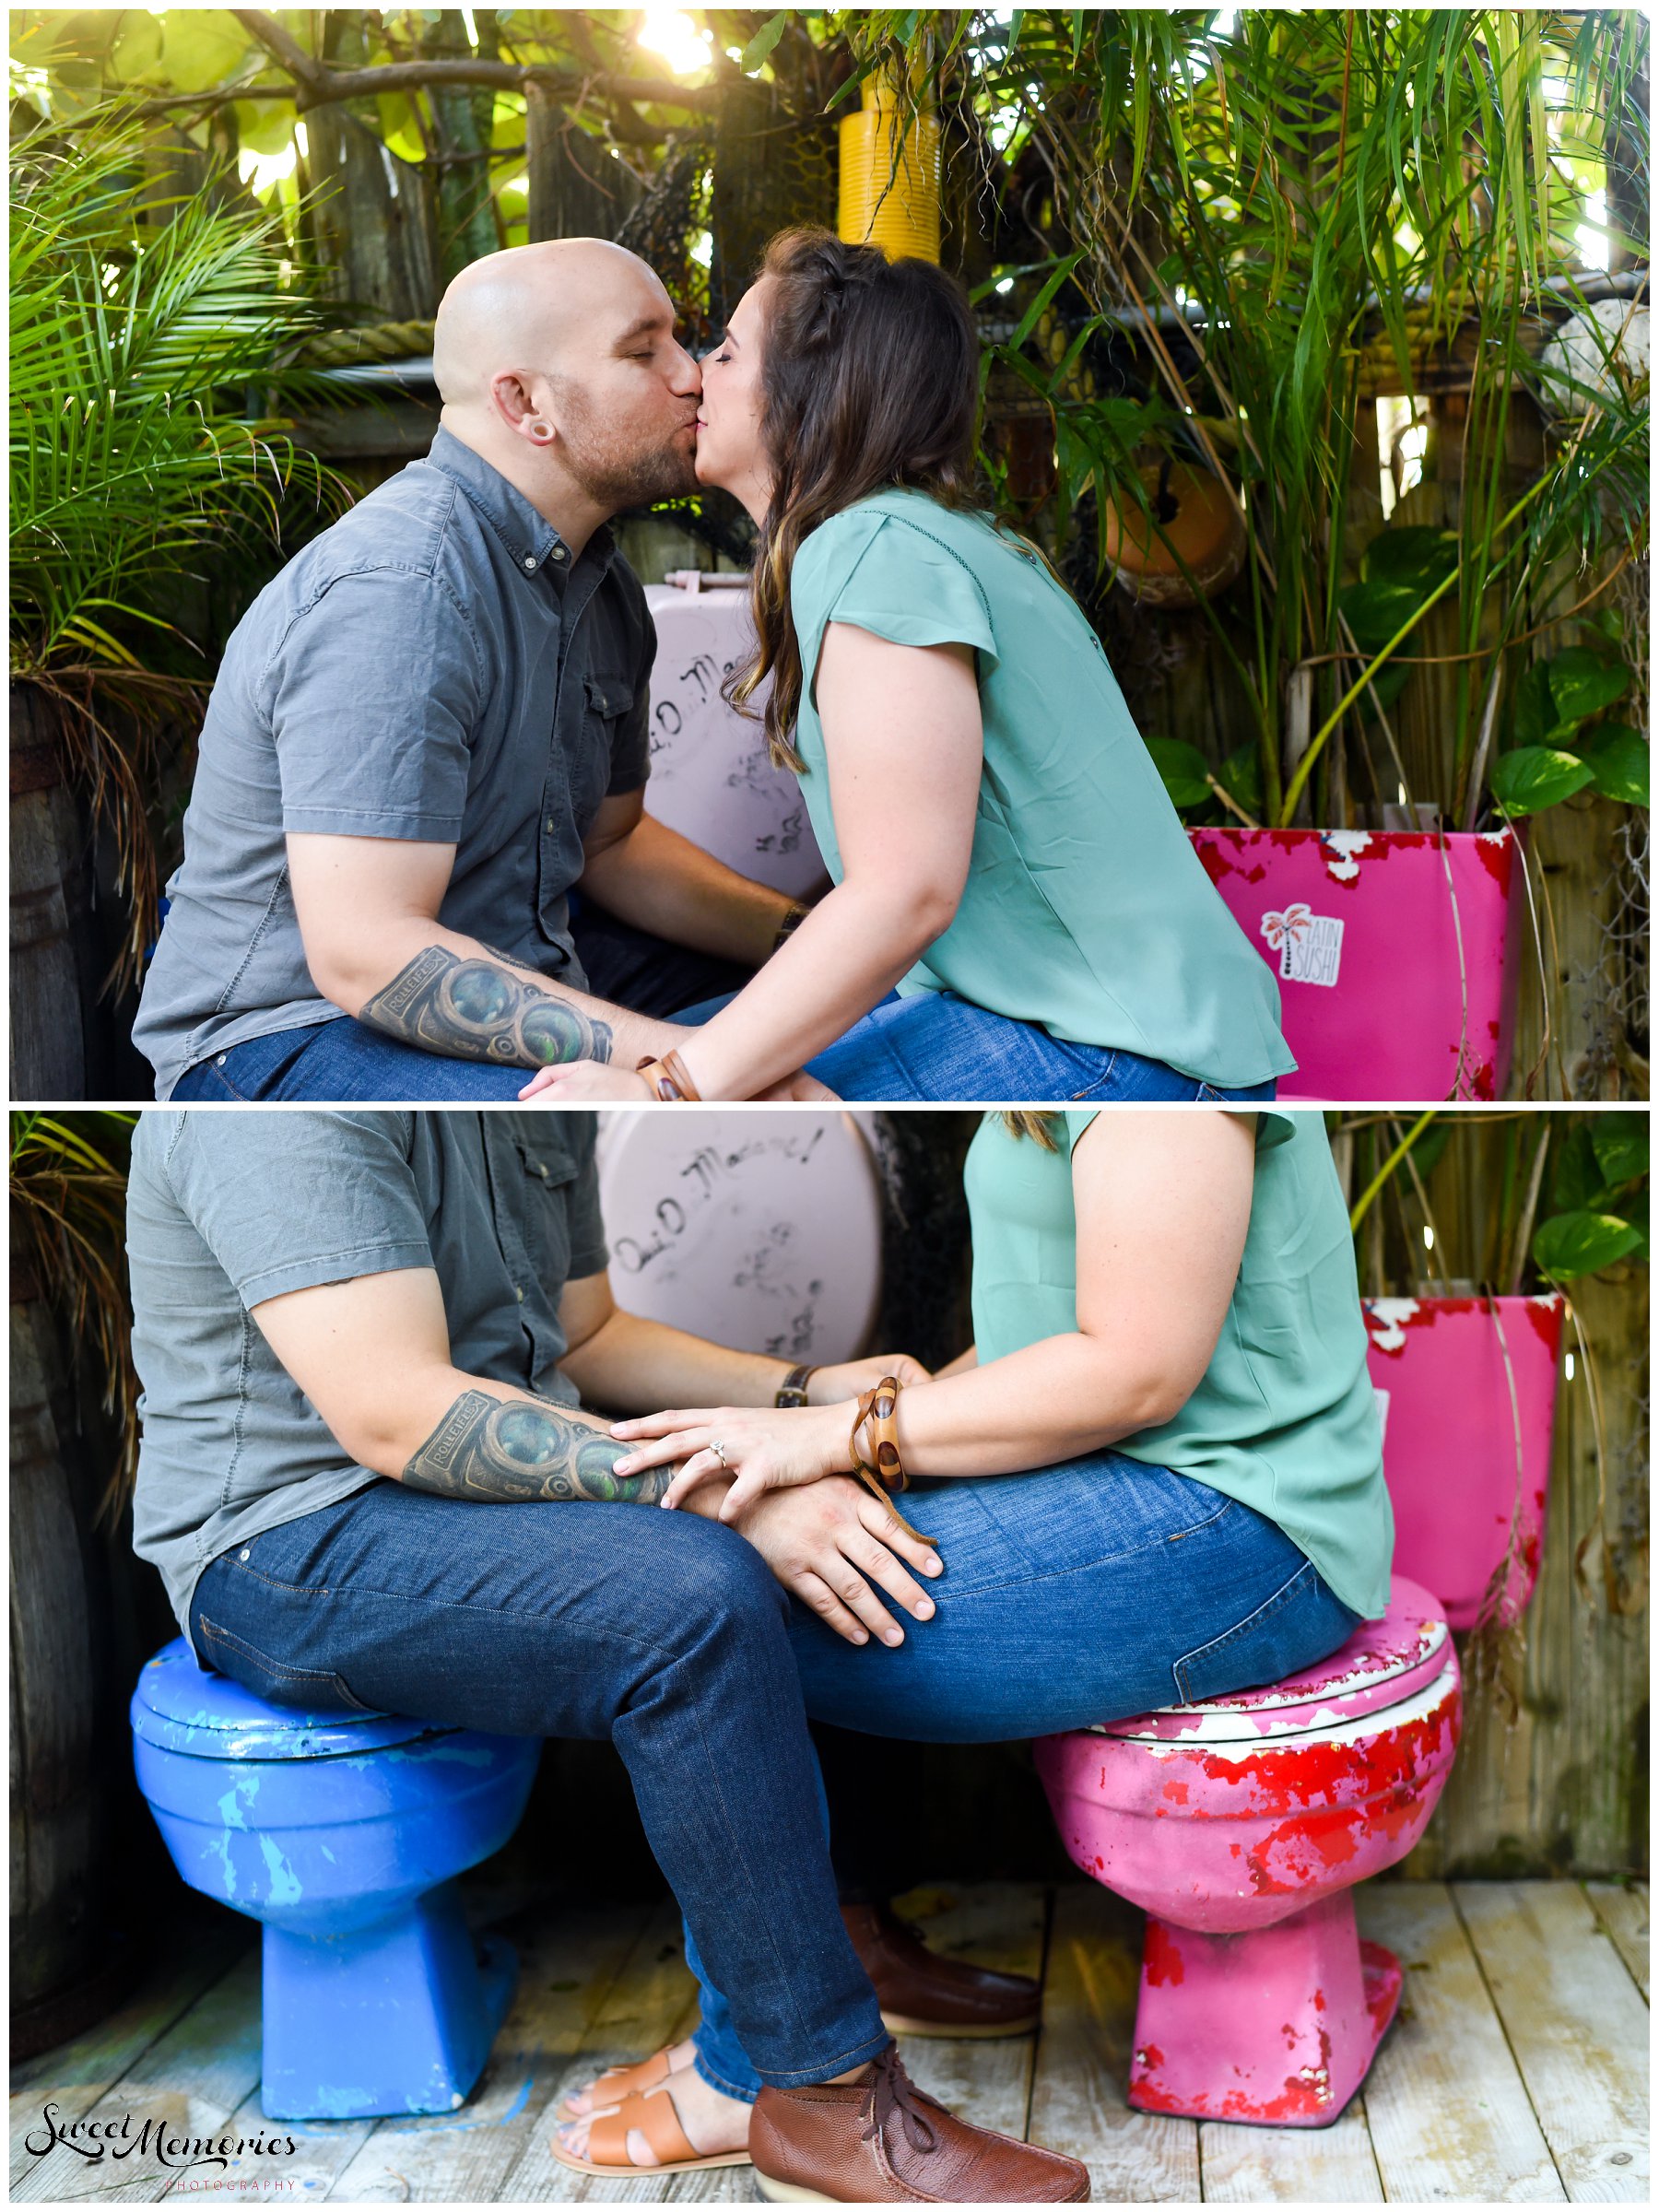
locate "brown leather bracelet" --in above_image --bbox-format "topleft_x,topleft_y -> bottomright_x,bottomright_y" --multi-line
847,1376 -> 932,1547
775,1363 -> 818,1409
635,1047 -> 701,1102
850,1375 -> 906,1494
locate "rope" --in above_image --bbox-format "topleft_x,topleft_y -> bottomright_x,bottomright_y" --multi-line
299,320 -> 437,367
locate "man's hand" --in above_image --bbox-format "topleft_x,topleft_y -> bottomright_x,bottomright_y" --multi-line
728,1477 -> 943,1648
808,1352 -> 932,1402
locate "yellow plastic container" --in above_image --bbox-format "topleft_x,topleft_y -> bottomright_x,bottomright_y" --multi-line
838,76 -> 942,263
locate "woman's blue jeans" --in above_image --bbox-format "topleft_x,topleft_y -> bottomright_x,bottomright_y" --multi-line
683,991 -> 1278,1105
688,1456 -> 1360,2101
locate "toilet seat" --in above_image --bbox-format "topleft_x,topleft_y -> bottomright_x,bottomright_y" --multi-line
1090,1577 -> 1452,1747
132,1637 -> 432,1759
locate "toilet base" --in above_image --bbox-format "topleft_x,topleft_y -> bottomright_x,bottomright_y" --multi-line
1127,1891 -> 1402,2127
261,1878 -> 518,2120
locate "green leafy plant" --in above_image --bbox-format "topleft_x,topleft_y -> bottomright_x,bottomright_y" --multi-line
847,8 -> 1649,840
1340,1107 -> 1648,1293
1494,641 -> 1648,816
1533,1112 -> 1649,1281
10,1112 -> 139,1515
9,103 -> 346,981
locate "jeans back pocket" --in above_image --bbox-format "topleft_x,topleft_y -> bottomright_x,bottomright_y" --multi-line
1171,1559 -> 1357,1706
194,1615 -> 377,1715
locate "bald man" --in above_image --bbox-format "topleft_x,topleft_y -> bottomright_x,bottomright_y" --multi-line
135,241 -> 803,1102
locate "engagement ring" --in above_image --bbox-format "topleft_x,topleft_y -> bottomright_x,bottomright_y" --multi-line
712,1440 -> 731,1469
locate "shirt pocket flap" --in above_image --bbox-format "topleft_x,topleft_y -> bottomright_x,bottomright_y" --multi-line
582,673 -> 635,720
512,1130 -> 582,1188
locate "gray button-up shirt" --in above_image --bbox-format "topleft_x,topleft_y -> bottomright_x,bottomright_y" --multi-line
134,429 -> 654,1098
127,1109 -> 607,1645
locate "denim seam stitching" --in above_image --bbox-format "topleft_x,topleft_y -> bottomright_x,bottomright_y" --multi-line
1171,1558 -> 1317,1705
213,1561 -> 728,1659
939,1494 -> 1236,1599
196,1616 -> 374,1707
751,2022 -> 894,2088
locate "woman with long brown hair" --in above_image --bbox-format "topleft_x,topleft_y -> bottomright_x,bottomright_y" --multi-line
527,229 -> 1292,1104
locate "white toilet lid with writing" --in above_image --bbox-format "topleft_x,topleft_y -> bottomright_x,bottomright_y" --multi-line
596,1110 -> 883,1363
641,585 -> 828,900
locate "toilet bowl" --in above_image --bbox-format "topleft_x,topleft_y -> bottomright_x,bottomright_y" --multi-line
1037,1577 -> 1460,2124
1037,1290 -> 1564,2126
132,1639 -> 541,2120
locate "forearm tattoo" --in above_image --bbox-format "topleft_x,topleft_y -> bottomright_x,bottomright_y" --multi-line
359,945 -> 613,1068
402,1390 -> 669,1504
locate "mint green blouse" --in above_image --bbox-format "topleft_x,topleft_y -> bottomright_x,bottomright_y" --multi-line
788,488 -> 1295,1089
961,1110 -> 1393,1618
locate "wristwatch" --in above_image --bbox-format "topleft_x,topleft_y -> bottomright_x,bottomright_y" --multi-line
771,901 -> 810,956
774,1363 -> 818,1408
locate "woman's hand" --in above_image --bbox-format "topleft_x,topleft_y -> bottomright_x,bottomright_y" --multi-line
611,1399 -> 850,1518
516,1056 -> 837,1104
518,1063 -> 653,1102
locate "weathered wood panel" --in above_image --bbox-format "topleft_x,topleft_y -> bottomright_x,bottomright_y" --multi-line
1583,1882 -> 1650,2001
1028,1883 -> 1200,2203
1358,1881 -> 1565,2201
1198,2105 -> 1382,2204
10,1948 -> 263,2203
1402,1256 -> 1649,1880
1455,1881 -> 1649,2202
9,1302 -> 101,2018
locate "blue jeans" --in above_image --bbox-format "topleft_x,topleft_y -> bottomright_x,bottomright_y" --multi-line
172,1018 -> 536,1101
176,996 -> 1278,1107
188,1482 -> 888,2090
688,1456 -> 1361,2099
677,991 -> 1278,1105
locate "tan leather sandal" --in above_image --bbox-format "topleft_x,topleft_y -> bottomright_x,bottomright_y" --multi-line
549,2084 -> 752,2179
559,2042 -> 680,2120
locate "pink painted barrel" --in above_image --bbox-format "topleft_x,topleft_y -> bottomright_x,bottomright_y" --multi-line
1190,826 -> 1524,1101
1365,1293 -> 1565,1630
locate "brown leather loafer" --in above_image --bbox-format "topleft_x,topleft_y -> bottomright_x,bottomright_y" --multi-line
842,1902 -> 1041,2039
750,2045 -> 1088,2203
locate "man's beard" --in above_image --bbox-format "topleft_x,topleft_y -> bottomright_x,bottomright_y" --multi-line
555,384 -> 699,513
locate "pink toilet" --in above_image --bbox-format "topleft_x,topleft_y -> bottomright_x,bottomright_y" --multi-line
1036,1292 -> 1564,2126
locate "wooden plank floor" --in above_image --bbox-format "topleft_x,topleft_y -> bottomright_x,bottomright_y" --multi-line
10,1880 -> 1646,2204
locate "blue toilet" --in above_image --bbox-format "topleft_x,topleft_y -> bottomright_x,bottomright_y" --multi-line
131,1639 -> 541,2120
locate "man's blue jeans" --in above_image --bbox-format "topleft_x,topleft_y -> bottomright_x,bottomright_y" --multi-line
188,1482 -> 889,2090
688,1455 -> 1361,2100
172,998 -> 1278,1105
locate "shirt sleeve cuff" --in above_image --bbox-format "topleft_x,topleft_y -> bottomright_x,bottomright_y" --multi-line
280,806 -> 467,840
568,1240 -> 610,1279
235,1240 -> 434,1310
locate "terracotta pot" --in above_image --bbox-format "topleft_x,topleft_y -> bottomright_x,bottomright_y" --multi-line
1102,462 -> 1247,606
